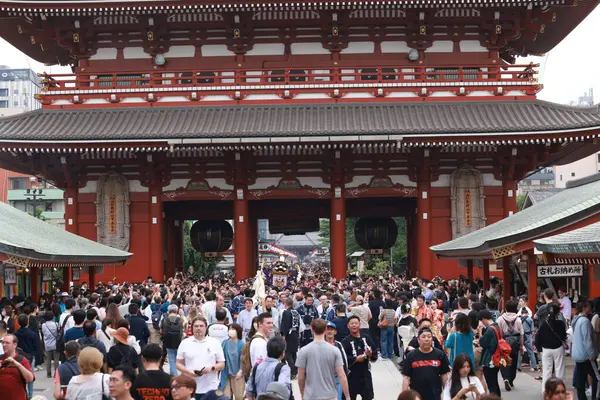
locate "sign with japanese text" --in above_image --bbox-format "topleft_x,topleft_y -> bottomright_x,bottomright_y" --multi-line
42,268 -> 52,282
537,264 -> 583,278
4,267 -> 16,284
72,267 -> 81,282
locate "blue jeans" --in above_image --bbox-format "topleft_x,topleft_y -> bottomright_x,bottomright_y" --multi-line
167,348 -> 178,376
380,326 -> 395,359
335,374 -> 343,400
517,334 -> 537,369
27,356 -> 35,398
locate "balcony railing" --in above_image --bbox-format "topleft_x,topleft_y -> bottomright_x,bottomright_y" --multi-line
38,63 -> 539,104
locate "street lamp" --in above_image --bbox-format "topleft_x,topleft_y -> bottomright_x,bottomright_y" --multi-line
23,188 -> 46,219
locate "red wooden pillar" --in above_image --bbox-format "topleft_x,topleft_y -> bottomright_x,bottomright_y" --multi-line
164,220 -> 173,279
406,214 -> 415,277
248,217 -> 258,273
483,259 -> 490,291
503,180 -> 517,217
467,259 -> 474,281
149,184 -> 165,281
234,189 -> 250,281
63,187 -> 78,291
330,190 -> 346,280
30,268 -> 39,302
502,256 -> 512,303
88,266 -> 96,289
527,251 -> 537,312
417,178 -> 432,279
175,221 -> 183,273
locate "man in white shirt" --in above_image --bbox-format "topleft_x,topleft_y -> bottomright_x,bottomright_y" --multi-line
250,313 -> 274,366
201,292 -> 217,325
208,308 -> 229,344
237,298 -> 257,339
58,298 -> 76,335
258,296 -> 280,332
176,316 -> 225,397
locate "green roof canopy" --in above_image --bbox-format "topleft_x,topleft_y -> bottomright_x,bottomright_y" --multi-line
0,201 -> 131,265
430,174 -> 600,258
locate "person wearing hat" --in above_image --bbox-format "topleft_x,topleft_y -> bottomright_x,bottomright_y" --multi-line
107,327 -> 139,374
402,327 -> 450,400
325,321 -> 348,400
58,292 -> 70,314
256,382 -> 290,400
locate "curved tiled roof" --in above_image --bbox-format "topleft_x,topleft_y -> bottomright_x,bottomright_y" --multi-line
534,221 -> 600,254
431,174 -> 600,257
0,201 -> 131,263
0,100 -> 600,142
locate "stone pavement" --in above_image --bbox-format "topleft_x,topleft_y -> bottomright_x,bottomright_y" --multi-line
30,358 -> 546,399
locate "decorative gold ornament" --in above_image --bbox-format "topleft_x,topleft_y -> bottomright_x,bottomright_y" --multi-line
552,13 -> 557,22
147,31 -> 154,41
419,25 -> 426,35
73,33 -> 80,43
17,25 -> 23,34
495,24 -> 502,34
233,28 -> 240,38
30,36 -> 35,44
332,26 -> 339,36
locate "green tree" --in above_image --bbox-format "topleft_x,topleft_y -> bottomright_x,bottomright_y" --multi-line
28,208 -> 47,221
319,217 -> 407,273
517,193 -> 527,210
183,221 -> 220,277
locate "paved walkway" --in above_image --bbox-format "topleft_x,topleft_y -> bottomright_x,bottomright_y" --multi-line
32,358 -> 546,399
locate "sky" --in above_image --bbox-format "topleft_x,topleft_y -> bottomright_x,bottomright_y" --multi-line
0,6 -> 599,105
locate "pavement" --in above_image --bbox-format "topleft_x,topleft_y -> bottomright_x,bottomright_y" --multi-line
30,357 -> 548,400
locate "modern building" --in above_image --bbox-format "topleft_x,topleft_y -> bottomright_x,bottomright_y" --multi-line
555,152 -> 600,188
0,169 -> 65,227
0,67 -> 41,112
518,167 -> 556,195
0,0 -> 599,288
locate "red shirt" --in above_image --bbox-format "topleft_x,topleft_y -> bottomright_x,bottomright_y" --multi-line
0,354 -> 33,400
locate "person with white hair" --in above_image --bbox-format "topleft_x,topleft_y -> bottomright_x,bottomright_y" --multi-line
161,304 -> 184,376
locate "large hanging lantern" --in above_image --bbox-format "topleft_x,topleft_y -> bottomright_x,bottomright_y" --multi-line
354,217 -> 398,250
190,220 -> 233,253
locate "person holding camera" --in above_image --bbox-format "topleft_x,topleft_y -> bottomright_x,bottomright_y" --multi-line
0,333 -> 35,400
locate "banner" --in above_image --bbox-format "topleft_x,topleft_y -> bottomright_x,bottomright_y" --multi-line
42,268 -> 52,282
4,267 -> 16,284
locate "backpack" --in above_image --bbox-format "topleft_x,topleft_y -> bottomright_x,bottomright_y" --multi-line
114,345 -> 135,369
56,314 -> 73,357
77,337 -> 101,352
163,316 -> 182,349
251,362 -> 293,400
151,308 -> 164,330
501,317 -> 521,348
241,333 -> 265,377
490,326 -> 512,368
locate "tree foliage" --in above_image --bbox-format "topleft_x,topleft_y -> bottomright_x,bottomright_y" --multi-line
183,221 -> 221,277
28,208 -> 47,221
318,217 -> 407,273
517,193 -> 527,211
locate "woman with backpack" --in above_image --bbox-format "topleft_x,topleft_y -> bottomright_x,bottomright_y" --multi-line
65,347 -> 111,399
535,303 -> 567,393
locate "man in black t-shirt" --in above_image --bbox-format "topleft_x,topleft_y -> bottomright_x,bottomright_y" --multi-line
132,344 -> 172,400
402,327 -> 450,400
342,316 -> 378,400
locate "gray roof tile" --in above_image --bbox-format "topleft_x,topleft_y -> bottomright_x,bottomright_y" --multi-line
534,222 -> 600,254
430,174 -> 600,257
0,201 -> 131,263
0,100 -> 599,142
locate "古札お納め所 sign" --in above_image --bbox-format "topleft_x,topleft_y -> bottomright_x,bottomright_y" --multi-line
537,264 -> 583,278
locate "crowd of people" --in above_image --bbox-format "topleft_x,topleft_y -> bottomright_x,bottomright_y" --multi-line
0,269 -> 591,400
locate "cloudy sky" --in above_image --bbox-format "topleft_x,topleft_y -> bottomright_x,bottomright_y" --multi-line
1,6 -> 599,105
